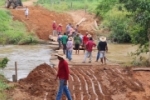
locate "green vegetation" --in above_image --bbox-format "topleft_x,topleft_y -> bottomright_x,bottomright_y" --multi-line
95,0 -> 150,64
0,75 -> 9,100
36,0 -> 101,12
0,58 -> 9,100
0,58 -> 9,69
0,9 -> 38,45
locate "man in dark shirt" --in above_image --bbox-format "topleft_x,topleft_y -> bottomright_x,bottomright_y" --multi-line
55,54 -> 72,100
96,36 -> 108,64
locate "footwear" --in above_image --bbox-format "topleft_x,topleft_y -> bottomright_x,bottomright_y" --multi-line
89,61 -> 91,63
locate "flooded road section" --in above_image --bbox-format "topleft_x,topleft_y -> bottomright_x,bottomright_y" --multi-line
0,45 -> 52,81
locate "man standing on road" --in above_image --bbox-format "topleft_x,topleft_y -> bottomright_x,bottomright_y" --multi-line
66,37 -> 73,61
82,32 -> 89,53
52,21 -> 57,36
24,6 -> 29,19
61,33 -> 68,55
55,54 -> 72,100
96,36 -> 108,64
57,24 -> 62,35
74,34 -> 82,55
83,37 -> 96,63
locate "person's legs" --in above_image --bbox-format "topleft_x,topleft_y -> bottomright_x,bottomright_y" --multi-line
63,44 -> 66,54
63,86 -> 72,100
100,51 -> 105,64
75,44 -> 77,54
68,50 -> 72,61
56,79 -> 65,100
89,52 -> 92,63
103,51 -> 106,64
83,50 -> 88,63
96,51 -> 100,62
53,30 -> 55,36
66,50 -> 68,58
77,44 -> 80,54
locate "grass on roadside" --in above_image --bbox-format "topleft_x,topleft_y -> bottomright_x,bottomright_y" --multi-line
0,75 -> 9,100
36,0 -> 101,12
0,9 -> 38,45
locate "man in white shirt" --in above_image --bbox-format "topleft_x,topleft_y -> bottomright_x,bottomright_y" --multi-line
25,6 -> 29,19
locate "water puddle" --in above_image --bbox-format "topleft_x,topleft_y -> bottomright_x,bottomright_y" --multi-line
0,45 -> 53,81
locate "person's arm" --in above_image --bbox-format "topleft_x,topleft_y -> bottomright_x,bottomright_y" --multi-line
105,42 -> 108,52
55,62 -> 60,80
97,42 -> 100,50
64,61 -> 69,85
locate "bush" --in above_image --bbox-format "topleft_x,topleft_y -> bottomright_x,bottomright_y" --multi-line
102,6 -> 131,43
0,58 -> 9,69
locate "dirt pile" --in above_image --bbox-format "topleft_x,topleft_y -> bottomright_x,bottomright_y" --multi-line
16,63 -> 57,100
10,64 -> 150,100
10,6 -> 73,40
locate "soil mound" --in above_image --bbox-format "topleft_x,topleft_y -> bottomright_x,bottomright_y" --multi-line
18,63 -> 57,100
11,65 -> 149,100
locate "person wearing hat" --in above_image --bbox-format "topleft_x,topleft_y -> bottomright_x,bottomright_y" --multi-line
66,37 -> 73,61
52,21 -> 57,36
96,36 -> 108,64
55,54 -> 72,100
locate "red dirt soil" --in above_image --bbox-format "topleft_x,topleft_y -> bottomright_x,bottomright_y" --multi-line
11,6 -> 73,40
9,64 -> 150,100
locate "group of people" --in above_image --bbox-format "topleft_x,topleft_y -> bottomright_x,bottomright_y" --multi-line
52,22 -> 108,100
54,36 -> 108,100
52,21 -> 108,63
52,21 -> 108,100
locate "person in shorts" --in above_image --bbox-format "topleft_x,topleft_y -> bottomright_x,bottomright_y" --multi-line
96,36 -> 108,64
74,34 -> 82,54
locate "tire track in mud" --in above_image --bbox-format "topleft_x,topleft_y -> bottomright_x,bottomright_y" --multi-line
52,66 -> 144,100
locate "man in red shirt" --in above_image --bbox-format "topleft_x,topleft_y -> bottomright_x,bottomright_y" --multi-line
55,54 -> 72,100
52,21 -> 57,36
82,32 -> 89,52
82,37 -> 96,63
57,24 -> 62,35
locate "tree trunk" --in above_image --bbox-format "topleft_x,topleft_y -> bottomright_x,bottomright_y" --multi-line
148,28 -> 150,64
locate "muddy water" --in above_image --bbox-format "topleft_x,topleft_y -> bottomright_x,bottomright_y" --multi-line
0,45 -> 53,81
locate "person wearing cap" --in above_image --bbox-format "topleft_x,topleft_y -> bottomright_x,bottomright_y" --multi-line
52,21 -> 57,36
55,54 -> 72,100
57,24 -> 62,35
96,36 -> 108,64
83,37 -> 96,63
74,34 -> 82,54
66,37 -> 73,61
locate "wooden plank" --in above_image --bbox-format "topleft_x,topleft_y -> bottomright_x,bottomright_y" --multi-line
132,68 -> 150,71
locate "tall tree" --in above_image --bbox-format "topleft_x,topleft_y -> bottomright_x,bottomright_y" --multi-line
119,0 -> 150,63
